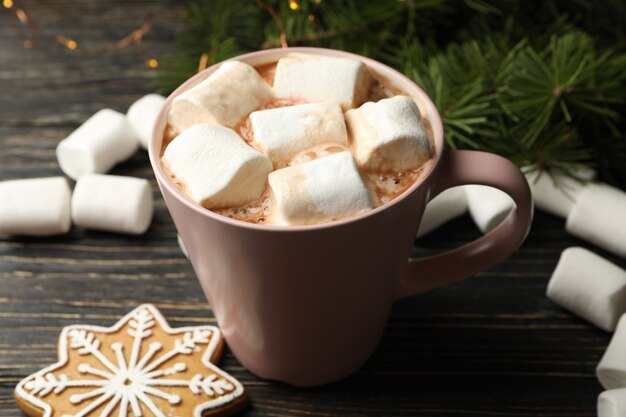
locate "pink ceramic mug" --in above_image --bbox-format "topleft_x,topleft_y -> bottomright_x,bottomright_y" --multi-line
149,47 -> 533,386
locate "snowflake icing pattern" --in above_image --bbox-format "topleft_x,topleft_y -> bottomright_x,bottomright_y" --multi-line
16,305 -> 245,417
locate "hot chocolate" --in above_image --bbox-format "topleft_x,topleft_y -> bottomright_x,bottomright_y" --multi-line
161,53 -> 434,226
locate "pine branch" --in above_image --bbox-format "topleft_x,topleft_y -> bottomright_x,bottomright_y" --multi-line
261,26 -> 364,49
155,0 -> 266,93
156,0 -> 626,188
494,34 -> 626,180
497,32 -> 626,176
388,39 -> 502,151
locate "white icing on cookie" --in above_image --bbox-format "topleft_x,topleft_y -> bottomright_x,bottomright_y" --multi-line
15,304 -> 244,417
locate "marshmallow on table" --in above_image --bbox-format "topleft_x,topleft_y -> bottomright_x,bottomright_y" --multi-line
598,315 -> 626,389
546,247 -> 626,331
346,96 -> 432,172
162,124 -> 272,209
127,94 -> 166,150
273,54 -> 371,111
464,185 -> 515,233
71,174 -> 153,235
525,167 -> 595,218
598,389 -> 626,417
0,177 -> 71,236
566,183 -> 626,257
250,101 -> 348,164
268,151 -> 372,226
417,187 -> 468,238
168,61 -> 272,132
56,109 -> 139,180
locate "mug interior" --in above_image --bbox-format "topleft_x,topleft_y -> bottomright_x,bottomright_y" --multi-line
148,47 -> 445,231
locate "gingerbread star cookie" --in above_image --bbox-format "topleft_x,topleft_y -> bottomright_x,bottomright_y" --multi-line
14,304 -> 246,417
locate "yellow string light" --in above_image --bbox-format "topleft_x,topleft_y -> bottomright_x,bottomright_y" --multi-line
7,4 -> 155,67
288,0 -> 299,10
15,8 -> 28,24
56,36 -> 78,50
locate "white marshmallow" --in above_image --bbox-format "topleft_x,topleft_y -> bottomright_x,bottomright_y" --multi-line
273,54 -> 371,111
56,109 -> 139,180
599,389 -> 626,417
71,174 -> 153,235
525,168 -> 595,218
417,187 -> 468,238
162,124 -> 272,209
0,177 -> 71,236
598,315 -> 626,389
268,151 -> 372,226
546,247 -> 626,332
346,96 -> 432,172
250,101 -> 348,164
168,61 -> 272,132
566,183 -> 626,257
127,94 -> 167,150
177,234 -> 188,258
465,185 -> 515,233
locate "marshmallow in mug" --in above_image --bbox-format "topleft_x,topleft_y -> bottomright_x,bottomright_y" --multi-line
268,151 -> 372,226
273,54 -> 371,111
250,101 -> 348,165
417,187 -> 468,238
598,389 -> 626,417
0,177 -> 71,236
598,315 -> 626,389
168,61 -> 272,132
464,185 -> 515,233
546,247 -> 626,332
566,183 -> 626,258
72,174 -> 154,235
525,167 -> 595,218
346,96 -> 432,172
163,124 -> 273,209
127,94 -> 167,150
56,109 -> 139,180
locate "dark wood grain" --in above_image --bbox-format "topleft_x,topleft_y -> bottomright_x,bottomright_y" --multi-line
1,1 -> 625,416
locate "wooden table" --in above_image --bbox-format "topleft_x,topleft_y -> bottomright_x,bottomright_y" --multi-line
1,2 -> 623,416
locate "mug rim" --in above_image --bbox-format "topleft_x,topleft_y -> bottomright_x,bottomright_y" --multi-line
148,47 -> 444,232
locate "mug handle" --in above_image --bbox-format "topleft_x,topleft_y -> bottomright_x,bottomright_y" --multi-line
396,150 -> 533,298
